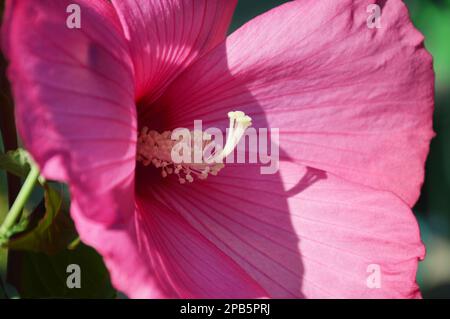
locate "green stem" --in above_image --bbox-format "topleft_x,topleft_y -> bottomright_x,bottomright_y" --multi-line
68,237 -> 81,250
0,165 -> 40,235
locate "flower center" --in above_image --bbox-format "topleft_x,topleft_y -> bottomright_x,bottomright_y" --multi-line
137,111 -> 252,184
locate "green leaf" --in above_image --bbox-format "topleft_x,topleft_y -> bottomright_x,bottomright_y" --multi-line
0,180 -> 45,244
3,185 -> 78,254
0,148 -> 32,179
18,243 -> 116,298
0,148 -> 45,185
0,147 -> 77,254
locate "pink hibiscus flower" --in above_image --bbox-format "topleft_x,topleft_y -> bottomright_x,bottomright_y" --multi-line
2,0 -> 434,298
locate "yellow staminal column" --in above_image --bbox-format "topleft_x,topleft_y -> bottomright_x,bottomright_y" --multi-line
137,111 -> 252,184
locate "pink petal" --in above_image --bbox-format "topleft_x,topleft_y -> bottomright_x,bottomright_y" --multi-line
152,162 -> 424,298
70,199 -> 165,298
159,0 -> 435,206
118,180 -> 267,298
111,0 -> 237,104
3,0 -> 137,225
78,182 -> 265,298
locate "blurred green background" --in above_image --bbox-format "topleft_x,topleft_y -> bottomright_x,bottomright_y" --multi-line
0,0 -> 449,298
231,0 -> 450,298
407,0 -> 450,299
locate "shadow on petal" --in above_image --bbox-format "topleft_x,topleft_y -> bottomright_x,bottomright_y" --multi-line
133,42 -> 322,297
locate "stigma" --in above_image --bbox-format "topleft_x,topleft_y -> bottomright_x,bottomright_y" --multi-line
137,111 -> 252,184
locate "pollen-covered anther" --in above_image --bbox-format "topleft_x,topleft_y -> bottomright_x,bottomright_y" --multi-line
137,111 -> 252,184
